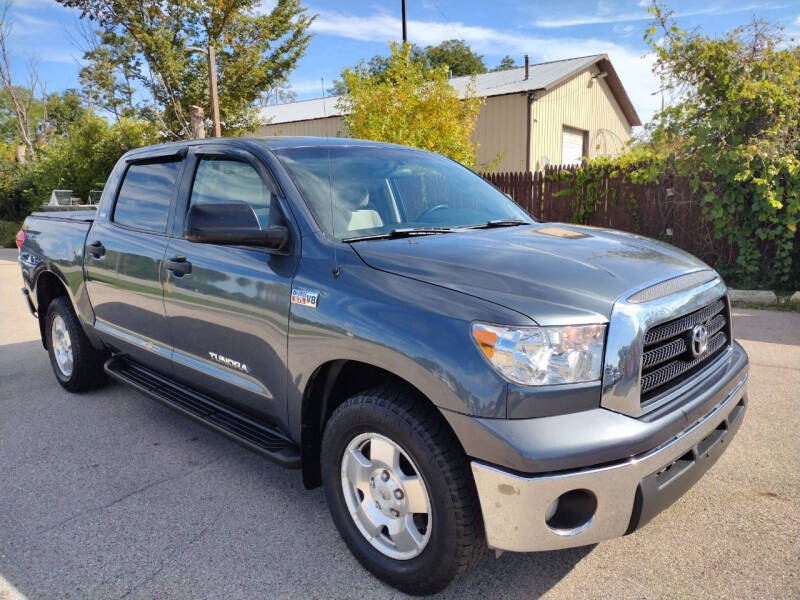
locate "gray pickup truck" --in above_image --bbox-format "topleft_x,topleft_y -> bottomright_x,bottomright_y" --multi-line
17,137 -> 749,595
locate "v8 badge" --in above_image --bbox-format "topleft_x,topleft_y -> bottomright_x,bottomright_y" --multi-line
291,288 -> 319,308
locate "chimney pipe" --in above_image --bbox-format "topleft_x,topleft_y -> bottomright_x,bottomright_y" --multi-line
524,55 -> 529,80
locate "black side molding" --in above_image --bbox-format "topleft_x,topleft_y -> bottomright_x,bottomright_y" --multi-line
105,356 -> 300,468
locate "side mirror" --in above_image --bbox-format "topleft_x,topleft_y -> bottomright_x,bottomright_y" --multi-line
185,201 -> 290,253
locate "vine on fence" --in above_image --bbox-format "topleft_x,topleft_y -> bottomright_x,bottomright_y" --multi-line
488,145 -> 798,290
543,150 -> 664,225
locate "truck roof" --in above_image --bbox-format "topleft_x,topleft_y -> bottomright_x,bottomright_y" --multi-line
122,136 -> 409,161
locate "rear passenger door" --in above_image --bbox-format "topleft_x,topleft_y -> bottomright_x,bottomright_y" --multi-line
85,154 -> 184,375
162,146 -> 299,423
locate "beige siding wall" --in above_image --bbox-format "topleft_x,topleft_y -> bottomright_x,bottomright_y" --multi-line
257,99 -> 528,173
472,93 -> 528,172
256,67 -> 632,173
529,66 -> 632,171
257,116 -> 346,137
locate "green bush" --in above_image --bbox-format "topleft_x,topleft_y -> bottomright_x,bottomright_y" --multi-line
641,5 -> 800,290
25,113 -> 159,208
0,220 -> 21,248
0,160 -> 36,222
0,112 -> 158,221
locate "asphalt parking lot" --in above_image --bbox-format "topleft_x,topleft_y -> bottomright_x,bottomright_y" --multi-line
1,246 -> 798,600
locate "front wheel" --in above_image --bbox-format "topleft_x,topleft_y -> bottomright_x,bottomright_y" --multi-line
321,386 -> 485,595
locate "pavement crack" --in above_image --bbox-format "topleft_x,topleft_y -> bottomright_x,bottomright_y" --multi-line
117,499 -> 226,600
38,456 -> 222,535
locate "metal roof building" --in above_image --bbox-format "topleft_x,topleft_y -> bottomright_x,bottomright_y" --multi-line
257,54 -> 641,172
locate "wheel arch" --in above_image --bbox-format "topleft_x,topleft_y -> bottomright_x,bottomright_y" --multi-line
34,269 -> 70,349
299,359 -> 463,489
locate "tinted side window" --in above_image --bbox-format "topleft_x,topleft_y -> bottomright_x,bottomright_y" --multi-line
190,158 -> 273,228
114,161 -> 180,233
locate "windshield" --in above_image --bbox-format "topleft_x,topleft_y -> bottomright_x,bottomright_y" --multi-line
272,145 -> 532,240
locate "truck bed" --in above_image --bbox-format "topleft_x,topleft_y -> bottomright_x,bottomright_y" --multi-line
20,212 -> 95,324
29,209 -> 96,222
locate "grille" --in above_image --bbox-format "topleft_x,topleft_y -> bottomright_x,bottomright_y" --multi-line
640,297 -> 730,403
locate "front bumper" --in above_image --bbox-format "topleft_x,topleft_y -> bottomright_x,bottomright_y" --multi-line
471,369 -> 747,552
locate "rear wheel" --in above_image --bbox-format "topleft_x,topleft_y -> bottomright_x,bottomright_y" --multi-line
321,386 -> 485,595
45,296 -> 107,392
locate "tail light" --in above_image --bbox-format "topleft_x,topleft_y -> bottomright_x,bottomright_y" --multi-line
15,227 -> 25,251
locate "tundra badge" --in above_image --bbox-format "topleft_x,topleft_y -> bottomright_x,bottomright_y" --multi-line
208,352 -> 250,373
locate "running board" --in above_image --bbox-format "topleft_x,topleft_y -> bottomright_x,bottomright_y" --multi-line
104,356 -> 300,468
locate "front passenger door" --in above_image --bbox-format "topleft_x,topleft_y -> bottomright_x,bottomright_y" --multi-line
162,148 -> 299,423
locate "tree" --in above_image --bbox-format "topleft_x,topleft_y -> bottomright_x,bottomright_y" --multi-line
42,89 -> 86,134
0,3 -> 39,158
338,42 -> 483,168
58,0 -> 315,138
329,40 -> 486,96
258,77 -> 297,106
642,2 -> 799,288
17,112 -> 157,215
0,87 -> 40,146
77,28 -> 140,124
424,39 -> 486,76
494,56 -> 516,71
328,44 -> 427,96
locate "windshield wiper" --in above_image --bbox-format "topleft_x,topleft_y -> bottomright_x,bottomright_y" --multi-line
466,219 -> 530,229
342,227 -> 455,242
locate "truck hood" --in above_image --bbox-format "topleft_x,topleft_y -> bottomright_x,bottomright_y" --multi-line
351,223 -> 713,325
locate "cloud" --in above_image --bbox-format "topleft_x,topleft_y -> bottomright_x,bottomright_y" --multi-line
1,5 -> 85,71
307,8 -> 662,124
531,3 -> 787,28
9,11 -> 60,35
613,24 -> 637,35
288,78 -> 329,94
38,50 -> 85,65
533,11 -> 650,28
796,14 -> 800,25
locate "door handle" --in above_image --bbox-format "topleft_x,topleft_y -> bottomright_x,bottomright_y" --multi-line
166,256 -> 192,276
87,240 -> 105,258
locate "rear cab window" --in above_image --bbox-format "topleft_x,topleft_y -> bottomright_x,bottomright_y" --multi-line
113,161 -> 181,233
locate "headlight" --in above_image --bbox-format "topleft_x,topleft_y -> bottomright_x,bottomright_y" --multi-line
471,322 -> 606,386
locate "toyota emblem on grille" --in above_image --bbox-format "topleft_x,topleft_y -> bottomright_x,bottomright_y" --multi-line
691,323 -> 709,356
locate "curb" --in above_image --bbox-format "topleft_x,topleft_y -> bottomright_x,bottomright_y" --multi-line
728,290 -> 777,305
729,289 -> 800,309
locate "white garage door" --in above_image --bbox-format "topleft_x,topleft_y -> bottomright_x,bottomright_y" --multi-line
561,129 -> 585,165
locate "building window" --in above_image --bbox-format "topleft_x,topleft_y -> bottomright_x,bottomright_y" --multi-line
561,126 -> 588,165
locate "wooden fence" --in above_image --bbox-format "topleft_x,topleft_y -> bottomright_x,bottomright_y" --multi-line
482,166 -> 737,273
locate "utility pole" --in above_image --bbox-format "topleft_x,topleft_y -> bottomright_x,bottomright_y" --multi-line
187,44 -> 221,137
401,0 -> 407,42
206,44 -> 221,137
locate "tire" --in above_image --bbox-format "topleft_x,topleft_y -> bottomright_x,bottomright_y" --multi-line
321,386 -> 485,596
45,296 -> 108,393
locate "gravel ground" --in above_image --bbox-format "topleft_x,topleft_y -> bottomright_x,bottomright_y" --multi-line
1,247 -> 798,600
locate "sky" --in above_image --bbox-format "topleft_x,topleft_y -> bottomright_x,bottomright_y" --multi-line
4,0 -> 800,126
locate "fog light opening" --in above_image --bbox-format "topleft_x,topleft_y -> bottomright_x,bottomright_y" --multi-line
545,489 -> 597,536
